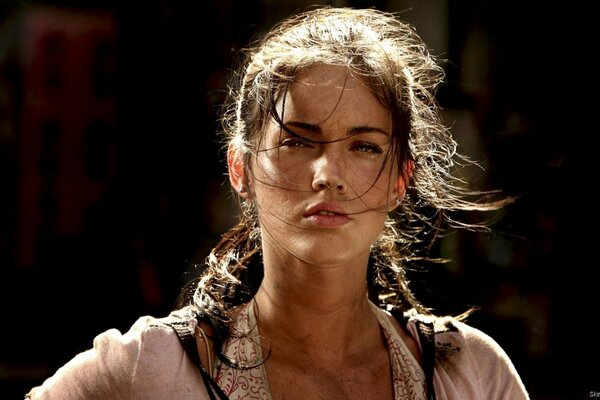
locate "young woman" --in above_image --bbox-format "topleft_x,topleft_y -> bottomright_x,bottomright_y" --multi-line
26,7 -> 529,400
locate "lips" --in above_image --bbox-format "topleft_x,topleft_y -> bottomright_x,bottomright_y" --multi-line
304,202 -> 351,227
304,202 -> 347,216
314,210 -> 338,216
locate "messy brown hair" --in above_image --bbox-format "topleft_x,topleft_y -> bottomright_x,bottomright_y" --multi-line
179,7 -> 509,335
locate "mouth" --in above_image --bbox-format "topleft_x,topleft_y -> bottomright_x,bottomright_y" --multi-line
303,203 -> 351,227
314,210 -> 340,216
304,202 -> 348,217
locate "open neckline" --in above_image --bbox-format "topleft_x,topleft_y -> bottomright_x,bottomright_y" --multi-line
219,300 -> 426,400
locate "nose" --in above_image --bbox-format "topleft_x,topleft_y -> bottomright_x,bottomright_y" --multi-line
311,146 -> 347,193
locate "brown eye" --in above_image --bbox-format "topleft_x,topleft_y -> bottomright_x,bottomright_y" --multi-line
280,137 -> 312,148
352,141 -> 383,154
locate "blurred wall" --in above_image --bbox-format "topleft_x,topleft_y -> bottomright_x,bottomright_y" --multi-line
1,1 -> 597,399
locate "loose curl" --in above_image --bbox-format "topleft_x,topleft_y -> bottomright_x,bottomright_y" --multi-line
178,7 -> 510,356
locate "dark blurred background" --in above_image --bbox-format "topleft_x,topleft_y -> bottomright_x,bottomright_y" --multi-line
0,0 -> 597,398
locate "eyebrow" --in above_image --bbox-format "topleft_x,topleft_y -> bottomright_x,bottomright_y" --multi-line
284,121 -> 390,137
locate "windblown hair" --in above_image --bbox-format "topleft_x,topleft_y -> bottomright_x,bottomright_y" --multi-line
179,7 -> 508,340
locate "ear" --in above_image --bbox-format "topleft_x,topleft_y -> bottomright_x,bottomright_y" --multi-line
392,160 -> 414,200
227,142 -> 249,199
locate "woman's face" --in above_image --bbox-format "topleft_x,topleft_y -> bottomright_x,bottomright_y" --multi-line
247,64 -> 403,268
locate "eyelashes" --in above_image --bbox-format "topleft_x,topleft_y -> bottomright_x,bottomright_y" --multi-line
280,137 -> 309,148
279,136 -> 384,155
351,141 -> 383,154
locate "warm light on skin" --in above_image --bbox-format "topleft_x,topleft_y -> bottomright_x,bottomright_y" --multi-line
244,64 -> 406,269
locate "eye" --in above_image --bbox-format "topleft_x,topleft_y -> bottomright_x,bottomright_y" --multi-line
351,141 -> 383,154
280,137 -> 313,148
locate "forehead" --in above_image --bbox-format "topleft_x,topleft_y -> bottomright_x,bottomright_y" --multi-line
293,64 -> 365,90
277,65 -> 390,128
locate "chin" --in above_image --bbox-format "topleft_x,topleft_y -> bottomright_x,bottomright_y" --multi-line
290,241 -> 367,268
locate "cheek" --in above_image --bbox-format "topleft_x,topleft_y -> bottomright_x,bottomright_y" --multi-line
346,161 -> 395,200
251,152 -> 309,190
249,158 -> 303,213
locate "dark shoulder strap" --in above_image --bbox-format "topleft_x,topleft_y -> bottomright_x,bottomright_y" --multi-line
164,319 -> 230,400
391,309 -> 436,400
415,320 -> 436,400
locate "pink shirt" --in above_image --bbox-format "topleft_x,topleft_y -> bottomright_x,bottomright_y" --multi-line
26,305 -> 529,399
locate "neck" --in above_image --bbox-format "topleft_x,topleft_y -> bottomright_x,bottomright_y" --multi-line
253,243 -> 380,361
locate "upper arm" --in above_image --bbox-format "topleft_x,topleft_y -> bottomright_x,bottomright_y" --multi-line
25,324 -> 143,400
26,314 -> 212,400
456,322 -> 530,399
